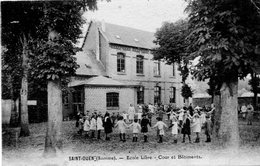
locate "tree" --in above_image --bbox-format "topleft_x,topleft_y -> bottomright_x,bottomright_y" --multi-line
181,83 -> 193,106
1,46 -> 22,127
154,20 -> 193,106
154,0 -> 260,149
1,1 -> 41,136
249,73 -> 260,108
2,1 -> 98,156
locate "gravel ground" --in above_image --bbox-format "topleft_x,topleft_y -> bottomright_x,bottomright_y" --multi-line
2,116 -> 260,166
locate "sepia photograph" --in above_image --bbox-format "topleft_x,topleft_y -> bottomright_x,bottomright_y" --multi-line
1,0 -> 260,165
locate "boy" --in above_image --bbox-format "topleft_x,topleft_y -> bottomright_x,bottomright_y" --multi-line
141,114 -> 151,142
204,115 -> 212,142
114,116 -> 128,142
152,117 -> 168,143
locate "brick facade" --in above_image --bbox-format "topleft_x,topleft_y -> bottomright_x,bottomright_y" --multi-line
66,21 -> 184,116
84,86 -> 135,113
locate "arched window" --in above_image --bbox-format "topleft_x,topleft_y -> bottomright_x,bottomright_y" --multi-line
106,92 -> 119,108
117,53 -> 125,73
154,86 -> 161,104
169,86 -> 176,103
136,55 -> 144,74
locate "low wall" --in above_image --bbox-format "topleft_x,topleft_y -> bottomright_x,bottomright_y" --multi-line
2,100 -> 14,124
193,97 -> 260,110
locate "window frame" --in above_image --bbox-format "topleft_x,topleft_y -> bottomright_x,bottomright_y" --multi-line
106,92 -> 119,109
169,86 -> 176,103
137,86 -> 144,104
154,86 -> 161,104
136,55 -> 144,74
117,53 -> 125,73
153,60 -> 161,76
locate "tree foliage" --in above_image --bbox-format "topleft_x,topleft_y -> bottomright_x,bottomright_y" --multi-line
185,0 -> 259,82
1,1 -> 98,95
249,74 -> 260,93
154,0 -> 259,85
181,83 -> 193,99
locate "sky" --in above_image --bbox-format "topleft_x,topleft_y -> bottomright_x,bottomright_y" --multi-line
83,0 -> 188,32
77,0 -> 188,45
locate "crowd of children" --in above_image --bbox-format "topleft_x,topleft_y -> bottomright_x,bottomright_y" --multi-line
75,104 -> 215,144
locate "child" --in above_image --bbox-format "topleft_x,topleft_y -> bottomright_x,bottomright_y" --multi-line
122,111 -> 128,123
114,116 -> 128,142
181,111 -> 191,143
152,117 -> 168,143
169,114 -> 178,143
141,114 -> 151,142
103,112 -> 113,140
137,105 -> 143,123
191,113 -> 201,143
204,114 -> 212,142
78,113 -> 84,135
90,115 -> 97,138
96,113 -> 104,139
129,119 -> 141,142
111,112 -> 117,126
83,115 -> 90,138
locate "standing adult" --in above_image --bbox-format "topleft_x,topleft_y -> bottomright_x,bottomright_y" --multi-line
103,112 -> 113,140
128,104 -> 136,123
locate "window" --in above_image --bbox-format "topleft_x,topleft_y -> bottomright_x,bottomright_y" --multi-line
72,90 -> 84,114
106,92 -> 119,108
172,64 -> 175,77
154,86 -> 161,104
136,55 -> 144,74
117,53 -> 125,73
153,61 -> 161,76
137,86 -> 144,104
169,87 -> 176,103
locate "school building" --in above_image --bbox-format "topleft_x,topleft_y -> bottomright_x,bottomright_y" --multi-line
63,21 -> 184,119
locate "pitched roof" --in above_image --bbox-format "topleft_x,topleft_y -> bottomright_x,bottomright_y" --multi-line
100,22 -> 156,49
75,50 -> 106,76
68,76 -> 139,87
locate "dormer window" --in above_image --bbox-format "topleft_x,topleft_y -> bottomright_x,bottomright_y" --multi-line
115,35 -> 120,39
134,38 -> 139,42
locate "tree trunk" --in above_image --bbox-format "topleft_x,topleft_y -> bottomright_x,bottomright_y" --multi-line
20,35 -> 30,137
252,72 -> 258,109
43,80 -> 63,157
212,78 -> 239,149
9,75 -> 19,128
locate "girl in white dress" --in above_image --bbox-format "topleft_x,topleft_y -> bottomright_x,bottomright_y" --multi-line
191,113 -> 201,143
137,105 -> 143,123
96,114 -> 104,139
128,119 -> 141,142
169,115 -> 178,143
114,116 -> 128,142
152,117 -> 168,143
83,116 -> 90,138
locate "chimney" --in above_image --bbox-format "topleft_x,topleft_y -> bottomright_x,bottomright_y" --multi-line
101,19 -> 105,32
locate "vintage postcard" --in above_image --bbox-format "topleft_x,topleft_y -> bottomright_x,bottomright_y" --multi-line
1,0 -> 260,166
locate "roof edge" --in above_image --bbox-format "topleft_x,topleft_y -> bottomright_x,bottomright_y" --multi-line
81,20 -> 93,49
